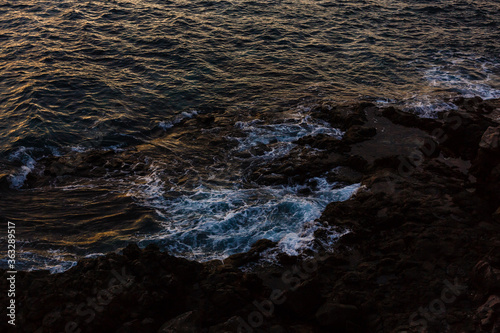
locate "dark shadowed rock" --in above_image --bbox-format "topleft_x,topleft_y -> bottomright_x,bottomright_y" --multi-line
157,311 -> 200,333
475,295 -> 500,331
207,316 -> 244,333
315,302 -> 361,331
123,243 -> 142,260
313,102 -> 372,130
283,280 -> 322,318
479,126 -> 500,152
381,106 -> 439,132
2,98 -> 500,333
472,260 -> 500,294
494,206 -> 500,223
343,126 -> 377,143
224,239 -> 276,267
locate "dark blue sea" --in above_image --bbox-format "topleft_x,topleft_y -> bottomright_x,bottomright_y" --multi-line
0,0 -> 499,272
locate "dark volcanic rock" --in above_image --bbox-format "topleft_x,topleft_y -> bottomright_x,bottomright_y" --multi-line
312,102 -> 372,130
343,125 -> 377,144
381,106 -> 440,132
224,239 -> 277,267
471,125 -> 500,209
2,98 -> 500,333
249,107 -> 373,186
315,302 -> 361,331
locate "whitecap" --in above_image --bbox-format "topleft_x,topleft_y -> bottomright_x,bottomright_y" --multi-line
132,176 -> 360,261
424,65 -> 500,100
233,114 -> 343,157
7,147 -> 37,189
395,55 -> 500,118
158,110 -> 199,131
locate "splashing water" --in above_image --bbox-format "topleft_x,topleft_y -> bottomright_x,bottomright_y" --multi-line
134,179 -> 360,261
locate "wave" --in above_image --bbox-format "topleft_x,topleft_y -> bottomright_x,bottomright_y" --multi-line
134,179 -> 360,261
378,54 -> 500,118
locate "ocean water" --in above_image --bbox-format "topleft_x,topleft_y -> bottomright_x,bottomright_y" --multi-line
0,0 -> 499,271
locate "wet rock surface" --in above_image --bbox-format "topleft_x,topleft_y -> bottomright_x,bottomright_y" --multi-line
1,98 -> 500,332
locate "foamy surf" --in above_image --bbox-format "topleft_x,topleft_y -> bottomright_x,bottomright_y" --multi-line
424,57 -> 500,100
159,110 -> 199,130
127,113 -> 353,262
233,112 -> 344,159
381,54 -> 500,118
7,147 -> 37,189
0,249 -> 78,274
133,179 -> 360,262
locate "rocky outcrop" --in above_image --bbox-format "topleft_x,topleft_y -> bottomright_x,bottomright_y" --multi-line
1,97 -> 499,333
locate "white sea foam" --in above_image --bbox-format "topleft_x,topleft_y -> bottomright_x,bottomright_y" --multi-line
159,110 -> 199,131
0,249 -> 78,274
8,108 -> 354,271
70,145 -> 88,153
424,63 -> 500,100
275,183 -> 359,256
127,112 -> 354,261
131,174 -> 360,261
401,95 -> 459,118
392,55 -> 500,118
127,164 -> 166,206
233,115 -> 343,157
8,147 -> 36,189
84,253 -> 105,259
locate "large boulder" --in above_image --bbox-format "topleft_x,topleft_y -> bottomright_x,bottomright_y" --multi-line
479,126 -> 500,152
315,302 -> 362,332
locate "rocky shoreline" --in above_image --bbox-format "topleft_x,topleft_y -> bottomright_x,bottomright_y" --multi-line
2,97 -> 500,333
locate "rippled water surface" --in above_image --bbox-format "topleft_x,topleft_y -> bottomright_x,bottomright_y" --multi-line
1,0 -> 499,271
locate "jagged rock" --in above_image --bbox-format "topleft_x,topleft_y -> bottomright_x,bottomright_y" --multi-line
224,239 -> 276,267
327,166 -> 364,184
479,126 -> 500,152
2,99 -> 500,333
208,316 -> 243,333
295,133 -> 344,150
494,206 -> 500,223
314,102 -> 371,130
157,311 -> 199,333
123,243 -> 142,260
315,302 -> 361,330
288,324 -> 316,333
455,96 -> 496,114
472,261 -> 500,294
381,106 -> 440,132
343,126 -> 377,143
283,280 -> 322,318
475,295 -> 500,331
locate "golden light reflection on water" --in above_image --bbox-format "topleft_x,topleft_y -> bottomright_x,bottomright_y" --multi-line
1,0 -> 499,269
